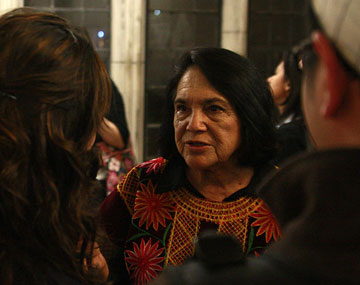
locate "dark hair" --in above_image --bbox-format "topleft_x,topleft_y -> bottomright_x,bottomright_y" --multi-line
0,8 -> 111,284
159,47 -> 277,168
280,44 -> 311,122
282,50 -> 302,121
300,5 -> 321,82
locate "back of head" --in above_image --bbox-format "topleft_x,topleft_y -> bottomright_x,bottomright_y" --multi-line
159,47 -> 277,167
0,8 -> 111,284
311,0 -> 360,77
303,0 -> 360,80
299,0 -> 360,149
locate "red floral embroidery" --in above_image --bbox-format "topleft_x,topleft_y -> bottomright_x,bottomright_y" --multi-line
250,202 -> 281,243
125,238 -> 165,284
138,157 -> 165,174
133,180 -> 174,230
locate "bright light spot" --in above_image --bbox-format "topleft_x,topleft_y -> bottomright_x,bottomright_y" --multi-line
97,30 -> 105,38
154,9 -> 161,16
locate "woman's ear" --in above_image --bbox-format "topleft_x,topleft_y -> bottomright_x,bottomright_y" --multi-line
312,30 -> 351,117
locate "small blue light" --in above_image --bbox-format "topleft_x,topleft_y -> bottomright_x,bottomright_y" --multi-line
154,9 -> 161,16
97,30 -> 105,38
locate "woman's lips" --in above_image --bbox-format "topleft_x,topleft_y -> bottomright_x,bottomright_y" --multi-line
185,141 -> 209,150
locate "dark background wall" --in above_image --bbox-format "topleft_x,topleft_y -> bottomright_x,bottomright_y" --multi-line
23,0 -> 311,161
24,0 -> 111,71
247,0 -> 311,77
144,0 -> 222,160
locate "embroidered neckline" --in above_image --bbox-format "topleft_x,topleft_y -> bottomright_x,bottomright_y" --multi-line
170,187 -> 261,223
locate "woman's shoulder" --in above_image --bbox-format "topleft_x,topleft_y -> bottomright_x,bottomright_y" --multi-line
98,157 -> 169,242
117,157 -> 169,193
125,157 -> 168,181
236,163 -> 278,199
136,157 -> 168,177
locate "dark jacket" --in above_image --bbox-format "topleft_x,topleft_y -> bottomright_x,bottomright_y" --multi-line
273,117 -> 308,165
154,149 -> 360,284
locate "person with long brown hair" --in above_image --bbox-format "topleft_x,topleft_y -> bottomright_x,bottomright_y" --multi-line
0,8 -> 111,284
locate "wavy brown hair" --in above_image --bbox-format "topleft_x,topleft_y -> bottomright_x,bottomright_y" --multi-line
0,8 -> 111,284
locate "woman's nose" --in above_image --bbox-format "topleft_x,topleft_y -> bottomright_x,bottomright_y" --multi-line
186,110 -> 207,131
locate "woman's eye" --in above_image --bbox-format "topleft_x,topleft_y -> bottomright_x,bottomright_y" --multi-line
209,105 -> 224,112
175,104 -> 187,112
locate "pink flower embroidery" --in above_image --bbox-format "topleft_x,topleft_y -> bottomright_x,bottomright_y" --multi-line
138,157 -> 165,174
125,238 -> 165,284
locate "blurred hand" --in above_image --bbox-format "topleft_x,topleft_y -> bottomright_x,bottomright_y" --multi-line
79,240 -> 109,282
98,118 -> 125,149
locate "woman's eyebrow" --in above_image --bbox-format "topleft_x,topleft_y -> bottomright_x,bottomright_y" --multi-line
174,96 -> 228,105
174,98 -> 186,104
203,98 -> 228,105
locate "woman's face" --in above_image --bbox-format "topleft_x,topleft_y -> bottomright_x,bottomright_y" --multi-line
173,66 -> 241,171
267,61 -> 290,106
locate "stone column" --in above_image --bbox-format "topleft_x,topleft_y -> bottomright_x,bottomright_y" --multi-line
111,0 -> 146,161
221,0 -> 248,56
0,0 -> 23,15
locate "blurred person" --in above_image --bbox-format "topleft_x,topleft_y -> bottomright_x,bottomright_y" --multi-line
153,0 -> 360,284
96,79 -> 136,198
0,8 -> 111,284
99,47 -> 280,284
267,59 -> 291,117
267,50 -> 309,164
95,79 -> 137,283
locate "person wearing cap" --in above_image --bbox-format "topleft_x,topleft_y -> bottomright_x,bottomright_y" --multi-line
152,0 -> 360,284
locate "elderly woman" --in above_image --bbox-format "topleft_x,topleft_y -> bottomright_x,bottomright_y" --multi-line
0,8 -> 111,284
100,47 -> 280,284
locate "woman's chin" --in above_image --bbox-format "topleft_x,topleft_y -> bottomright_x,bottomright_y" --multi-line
184,158 -> 215,172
